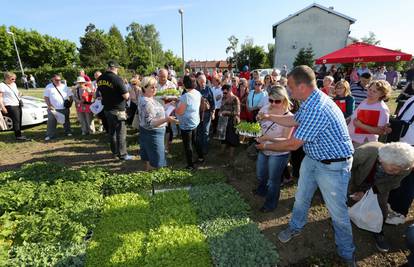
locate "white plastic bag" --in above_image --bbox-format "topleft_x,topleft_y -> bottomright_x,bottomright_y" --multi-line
50,110 -> 65,124
348,188 -> 383,233
90,100 -> 104,114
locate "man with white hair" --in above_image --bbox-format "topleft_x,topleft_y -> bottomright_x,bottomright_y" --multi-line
349,141 -> 414,253
195,74 -> 215,163
157,69 -> 176,91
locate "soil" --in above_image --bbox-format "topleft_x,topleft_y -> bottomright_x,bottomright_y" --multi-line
0,123 -> 412,267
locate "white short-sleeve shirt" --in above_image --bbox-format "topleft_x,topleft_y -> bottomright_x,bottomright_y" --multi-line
0,82 -> 20,106
44,83 -> 73,110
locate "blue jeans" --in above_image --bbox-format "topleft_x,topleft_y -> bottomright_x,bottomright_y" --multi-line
256,152 -> 289,210
289,155 -> 355,261
196,112 -> 211,157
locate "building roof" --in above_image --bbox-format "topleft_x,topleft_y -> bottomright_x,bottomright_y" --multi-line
272,3 -> 356,38
187,60 -> 230,69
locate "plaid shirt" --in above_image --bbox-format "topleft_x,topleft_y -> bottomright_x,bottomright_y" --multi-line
294,89 -> 354,161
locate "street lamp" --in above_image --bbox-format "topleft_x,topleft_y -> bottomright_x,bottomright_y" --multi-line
178,9 -> 185,76
7,31 -> 25,77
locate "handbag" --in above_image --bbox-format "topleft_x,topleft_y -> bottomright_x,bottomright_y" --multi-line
386,98 -> 414,142
53,84 -> 73,108
348,188 -> 383,233
245,121 -> 276,160
215,116 -> 229,140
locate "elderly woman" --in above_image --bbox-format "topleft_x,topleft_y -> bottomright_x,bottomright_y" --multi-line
254,86 -> 294,212
175,75 -> 201,170
247,78 -> 268,122
138,77 -> 177,171
349,142 -> 414,253
236,78 -> 253,122
263,74 -> 275,94
73,76 -> 95,135
348,80 -> 392,148
219,84 -> 240,161
0,72 -> 28,140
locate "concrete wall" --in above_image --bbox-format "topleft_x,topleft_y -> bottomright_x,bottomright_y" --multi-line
274,7 -> 352,69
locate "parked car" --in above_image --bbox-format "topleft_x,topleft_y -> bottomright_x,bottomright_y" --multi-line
2,96 -> 48,131
251,68 -> 280,80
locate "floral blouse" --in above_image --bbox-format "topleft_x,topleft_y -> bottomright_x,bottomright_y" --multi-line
138,96 -> 166,130
220,94 -> 240,123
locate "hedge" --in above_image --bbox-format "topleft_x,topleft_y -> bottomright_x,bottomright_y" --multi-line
6,66 -> 136,88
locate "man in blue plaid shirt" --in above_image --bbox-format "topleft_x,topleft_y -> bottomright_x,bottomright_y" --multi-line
256,65 -> 356,266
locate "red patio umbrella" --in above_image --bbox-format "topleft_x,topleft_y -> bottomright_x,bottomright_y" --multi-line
315,42 -> 412,64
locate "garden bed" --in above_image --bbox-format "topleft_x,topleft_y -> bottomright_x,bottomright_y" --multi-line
0,162 -> 279,266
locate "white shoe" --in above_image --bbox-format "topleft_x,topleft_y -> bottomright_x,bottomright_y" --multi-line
67,133 -> 73,137
120,155 -> 134,161
44,136 -> 51,141
385,211 -> 406,225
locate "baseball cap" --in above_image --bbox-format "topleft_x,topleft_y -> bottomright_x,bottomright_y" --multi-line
108,60 -> 121,68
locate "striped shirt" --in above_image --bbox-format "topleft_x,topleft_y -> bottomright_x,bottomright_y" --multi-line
294,90 -> 354,161
350,82 -> 367,108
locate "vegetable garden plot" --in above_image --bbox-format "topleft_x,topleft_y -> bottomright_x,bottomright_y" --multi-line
1,162 -> 279,266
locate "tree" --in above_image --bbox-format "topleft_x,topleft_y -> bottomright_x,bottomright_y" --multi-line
126,22 -> 164,74
163,50 -> 183,73
78,23 -> 110,67
107,25 -> 129,67
1,25 -> 77,70
361,31 -> 381,45
237,44 -> 267,70
293,47 -> 315,68
225,35 -> 239,70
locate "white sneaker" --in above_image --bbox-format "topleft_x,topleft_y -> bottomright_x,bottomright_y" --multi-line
120,155 -> 134,161
385,212 -> 406,225
67,133 -> 72,137
44,136 -> 51,141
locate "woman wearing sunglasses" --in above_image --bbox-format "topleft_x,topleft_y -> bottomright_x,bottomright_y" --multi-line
253,86 -> 294,213
247,78 -> 268,122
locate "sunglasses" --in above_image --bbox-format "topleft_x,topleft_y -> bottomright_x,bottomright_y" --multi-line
268,99 -> 282,104
222,88 -> 230,92
255,83 -> 262,86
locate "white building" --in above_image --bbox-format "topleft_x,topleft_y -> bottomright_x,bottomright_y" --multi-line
273,3 -> 356,69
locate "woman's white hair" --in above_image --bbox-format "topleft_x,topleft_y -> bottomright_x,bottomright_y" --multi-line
378,142 -> 414,169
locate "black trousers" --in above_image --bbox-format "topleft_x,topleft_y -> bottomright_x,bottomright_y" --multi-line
181,128 -> 197,167
5,105 -> 22,138
104,111 -> 127,158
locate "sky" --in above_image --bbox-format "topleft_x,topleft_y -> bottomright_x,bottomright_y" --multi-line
2,0 -> 414,61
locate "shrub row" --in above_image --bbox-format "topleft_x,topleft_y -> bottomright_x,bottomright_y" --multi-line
86,191 -> 212,267
190,183 -> 279,267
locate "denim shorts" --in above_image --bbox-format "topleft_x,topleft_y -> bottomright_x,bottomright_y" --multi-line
139,126 -> 166,168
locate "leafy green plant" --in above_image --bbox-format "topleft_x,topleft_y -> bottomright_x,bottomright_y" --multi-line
235,121 -> 261,136
190,183 -> 279,267
86,193 -> 151,267
144,225 -> 211,267
7,242 -> 86,267
189,183 -> 250,221
155,88 -> 181,97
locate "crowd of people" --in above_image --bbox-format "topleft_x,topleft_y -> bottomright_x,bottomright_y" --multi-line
1,60 -> 414,266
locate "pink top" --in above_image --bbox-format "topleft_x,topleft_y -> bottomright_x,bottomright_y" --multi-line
348,100 -> 389,144
259,105 -> 292,156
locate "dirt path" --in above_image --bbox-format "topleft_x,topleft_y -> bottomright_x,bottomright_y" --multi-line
0,124 -> 412,266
